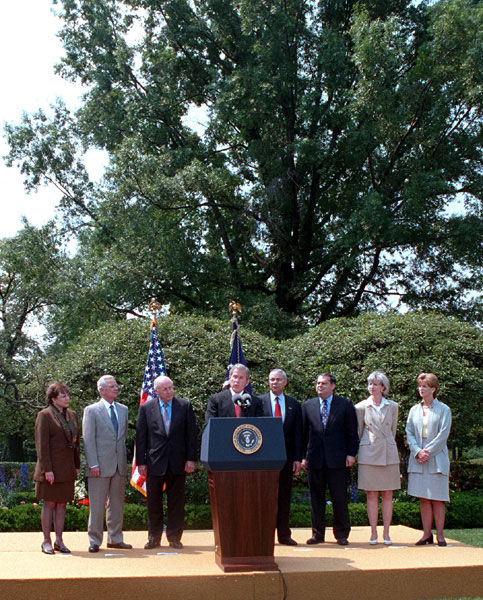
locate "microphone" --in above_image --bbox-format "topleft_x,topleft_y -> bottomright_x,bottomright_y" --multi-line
240,393 -> 252,408
233,392 -> 252,415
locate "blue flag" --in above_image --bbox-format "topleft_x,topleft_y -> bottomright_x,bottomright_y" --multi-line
225,317 -> 252,393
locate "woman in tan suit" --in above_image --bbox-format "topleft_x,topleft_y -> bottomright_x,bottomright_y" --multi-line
355,371 -> 400,545
34,382 -> 80,554
406,373 -> 451,546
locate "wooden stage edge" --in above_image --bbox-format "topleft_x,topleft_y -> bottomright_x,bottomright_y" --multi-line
1,526 -> 482,600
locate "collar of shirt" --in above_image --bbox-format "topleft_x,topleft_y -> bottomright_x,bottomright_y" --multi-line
159,398 -> 172,418
319,394 -> 333,413
270,392 -> 286,420
370,397 -> 390,409
100,397 -> 118,418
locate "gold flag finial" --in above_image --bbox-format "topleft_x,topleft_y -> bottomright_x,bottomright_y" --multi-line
229,300 -> 242,318
149,298 -> 162,320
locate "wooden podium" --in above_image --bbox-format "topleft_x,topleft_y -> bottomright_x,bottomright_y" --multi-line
201,417 -> 286,572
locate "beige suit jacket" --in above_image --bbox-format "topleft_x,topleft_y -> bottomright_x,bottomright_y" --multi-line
355,398 -> 399,466
82,400 -> 128,477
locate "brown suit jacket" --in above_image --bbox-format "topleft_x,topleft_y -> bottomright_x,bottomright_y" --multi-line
34,407 -> 80,483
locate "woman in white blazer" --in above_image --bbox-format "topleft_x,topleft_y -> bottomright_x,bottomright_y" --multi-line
355,371 -> 400,545
405,373 -> 451,547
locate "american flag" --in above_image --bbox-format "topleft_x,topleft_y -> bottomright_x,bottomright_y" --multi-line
130,320 -> 167,495
225,316 -> 252,393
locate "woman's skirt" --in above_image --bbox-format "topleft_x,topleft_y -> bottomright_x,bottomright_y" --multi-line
358,463 -> 401,491
35,480 -> 75,503
408,463 -> 450,502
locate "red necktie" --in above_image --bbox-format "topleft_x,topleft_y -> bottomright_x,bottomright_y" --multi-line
274,396 -> 282,418
234,403 -> 241,417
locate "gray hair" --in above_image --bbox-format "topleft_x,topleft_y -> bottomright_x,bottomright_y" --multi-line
229,363 -> 251,379
269,368 -> 287,380
367,370 -> 390,395
154,375 -> 173,390
97,375 -> 115,392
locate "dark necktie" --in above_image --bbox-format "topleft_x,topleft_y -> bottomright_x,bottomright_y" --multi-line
274,396 -> 282,418
320,399 -> 328,428
109,404 -> 118,435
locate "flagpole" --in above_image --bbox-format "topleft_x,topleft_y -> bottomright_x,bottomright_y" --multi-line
130,299 -> 167,495
225,301 -> 252,393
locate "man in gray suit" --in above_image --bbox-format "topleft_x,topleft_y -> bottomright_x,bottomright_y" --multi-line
83,375 -> 132,553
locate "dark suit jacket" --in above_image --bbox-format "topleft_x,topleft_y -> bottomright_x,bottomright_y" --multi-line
205,388 -> 264,421
260,393 -> 303,462
303,395 -> 358,470
136,397 -> 198,476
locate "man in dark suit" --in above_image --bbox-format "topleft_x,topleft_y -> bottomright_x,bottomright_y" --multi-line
205,363 -> 264,420
136,375 -> 197,550
302,373 -> 358,546
260,368 -> 303,546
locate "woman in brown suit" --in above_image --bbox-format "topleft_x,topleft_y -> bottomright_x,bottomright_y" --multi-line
355,371 -> 400,545
34,382 -> 80,554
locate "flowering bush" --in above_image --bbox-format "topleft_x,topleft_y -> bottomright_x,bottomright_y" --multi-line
0,464 -> 29,509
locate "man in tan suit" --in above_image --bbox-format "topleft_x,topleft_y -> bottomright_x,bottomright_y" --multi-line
83,375 -> 132,553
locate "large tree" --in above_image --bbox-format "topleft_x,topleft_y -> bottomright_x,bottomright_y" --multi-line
0,224 -> 66,459
5,0 -> 483,338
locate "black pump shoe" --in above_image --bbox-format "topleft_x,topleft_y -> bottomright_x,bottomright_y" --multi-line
415,534 -> 434,546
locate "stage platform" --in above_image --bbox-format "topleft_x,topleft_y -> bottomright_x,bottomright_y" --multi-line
1,526 -> 482,600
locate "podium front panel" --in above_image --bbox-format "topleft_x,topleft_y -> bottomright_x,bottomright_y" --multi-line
201,417 -> 286,471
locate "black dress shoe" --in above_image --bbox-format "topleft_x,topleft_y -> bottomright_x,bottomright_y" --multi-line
107,542 -> 132,549
169,540 -> 183,549
41,542 -> 55,555
415,534 -> 434,546
437,538 -> 447,547
279,537 -> 298,546
54,542 -> 71,554
144,539 -> 161,549
337,538 -> 349,546
88,544 -> 100,553
306,536 -> 324,545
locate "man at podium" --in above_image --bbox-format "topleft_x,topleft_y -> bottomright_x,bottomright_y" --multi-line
205,363 -> 264,419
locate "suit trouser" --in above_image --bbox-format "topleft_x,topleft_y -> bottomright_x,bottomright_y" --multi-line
308,463 -> 350,540
277,461 -> 294,540
87,469 -> 126,545
146,469 -> 186,542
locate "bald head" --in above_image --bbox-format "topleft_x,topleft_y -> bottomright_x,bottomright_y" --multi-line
154,375 -> 174,403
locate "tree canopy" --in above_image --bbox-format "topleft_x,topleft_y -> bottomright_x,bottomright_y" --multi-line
4,0 -> 483,339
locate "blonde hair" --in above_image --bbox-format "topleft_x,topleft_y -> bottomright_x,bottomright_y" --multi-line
367,370 -> 390,395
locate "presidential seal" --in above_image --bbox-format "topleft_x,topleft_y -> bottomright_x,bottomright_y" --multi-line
232,424 -> 263,455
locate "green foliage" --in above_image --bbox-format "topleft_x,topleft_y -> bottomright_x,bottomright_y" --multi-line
0,225 -> 69,459
3,0 -> 482,341
284,312 -> 483,452
122,504 -> 147,530
450,462 -> 483,492
19,311 -> 482,458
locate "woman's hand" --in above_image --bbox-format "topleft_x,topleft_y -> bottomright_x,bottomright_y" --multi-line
45,471 -> 55,484
417,449 -> 430,464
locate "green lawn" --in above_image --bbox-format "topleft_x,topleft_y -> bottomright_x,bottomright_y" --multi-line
446,528 -> 483,547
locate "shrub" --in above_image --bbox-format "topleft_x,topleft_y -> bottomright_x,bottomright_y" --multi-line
450,462 -> 483,492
